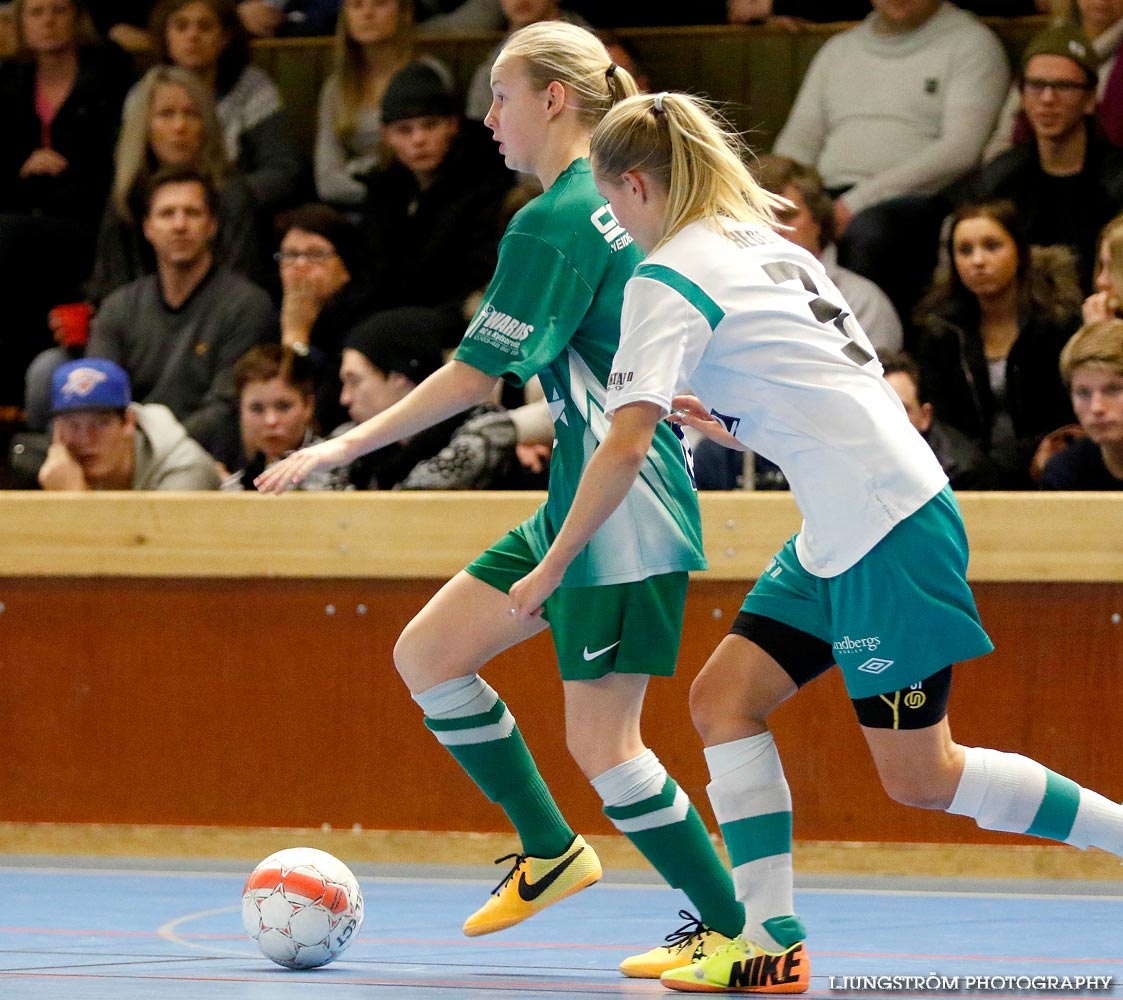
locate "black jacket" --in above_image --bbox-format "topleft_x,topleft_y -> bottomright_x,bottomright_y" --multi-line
1041,437 -> 1123,490
916,302 -> 1076,447
0,45 -> 131,224
362,119 -> 514,331
969,126 -> 1123,291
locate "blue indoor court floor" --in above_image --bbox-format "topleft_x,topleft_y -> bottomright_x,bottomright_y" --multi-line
1,858 -> 1120,999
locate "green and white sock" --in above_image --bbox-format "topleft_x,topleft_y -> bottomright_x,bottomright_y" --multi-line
949,746 -> 1123,856
594,749 -> 745,939
415,675 -> 574,859
705,733 -> 805,952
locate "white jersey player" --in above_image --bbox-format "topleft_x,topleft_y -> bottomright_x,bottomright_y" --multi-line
509,90 -> 1123,995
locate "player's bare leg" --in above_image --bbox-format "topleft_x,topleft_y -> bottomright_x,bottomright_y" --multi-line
864,714 -> 1123,859
394,571 -> 598,936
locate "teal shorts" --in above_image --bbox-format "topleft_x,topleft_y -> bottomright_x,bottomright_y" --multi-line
740,486 -> 994,699
466,524 -> 689,681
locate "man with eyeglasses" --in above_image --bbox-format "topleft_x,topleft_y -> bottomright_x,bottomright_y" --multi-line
86,165 -> 277,469
970,24 -> 1123,292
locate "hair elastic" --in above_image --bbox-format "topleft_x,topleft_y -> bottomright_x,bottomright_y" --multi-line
605,62 -> 617,79
653,92 -> 668,114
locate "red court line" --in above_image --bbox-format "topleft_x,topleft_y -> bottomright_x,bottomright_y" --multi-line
0,970 -> 656,991
3,927 -> 1121,965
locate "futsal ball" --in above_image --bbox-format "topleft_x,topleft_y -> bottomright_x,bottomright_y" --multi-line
241,847 -> 364,969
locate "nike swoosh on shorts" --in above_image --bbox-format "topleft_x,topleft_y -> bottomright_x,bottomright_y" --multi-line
582,641 -> 621,662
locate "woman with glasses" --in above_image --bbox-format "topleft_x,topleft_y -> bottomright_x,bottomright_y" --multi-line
272,203 -> 376,429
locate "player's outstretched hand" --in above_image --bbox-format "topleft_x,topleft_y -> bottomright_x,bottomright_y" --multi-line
508,561 -> 564,621
668,394 -> 747,452
254,438 -> 351,493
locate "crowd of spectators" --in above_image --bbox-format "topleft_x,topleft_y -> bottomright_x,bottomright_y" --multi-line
2,0 -> 1120,492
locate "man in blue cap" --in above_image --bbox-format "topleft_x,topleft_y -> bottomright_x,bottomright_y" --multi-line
38,358 -> 221,491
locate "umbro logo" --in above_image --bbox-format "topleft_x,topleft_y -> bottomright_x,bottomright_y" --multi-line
857,657 -> 895,675
582,641 -> 620,662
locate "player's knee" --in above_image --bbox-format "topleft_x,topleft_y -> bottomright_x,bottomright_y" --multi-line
393,617 -> 428,686
878,768 -> 954,811
689,671 -> 743,741
563,734 -> 608,780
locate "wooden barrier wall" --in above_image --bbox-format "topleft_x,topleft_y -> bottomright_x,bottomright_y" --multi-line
0,492 -> 1120,845
252,17 -> 1048,161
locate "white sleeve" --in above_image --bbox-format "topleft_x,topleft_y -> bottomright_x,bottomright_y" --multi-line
606,276 -> 709,418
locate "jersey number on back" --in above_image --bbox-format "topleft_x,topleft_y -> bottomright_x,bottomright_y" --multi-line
761,262 -> 874,366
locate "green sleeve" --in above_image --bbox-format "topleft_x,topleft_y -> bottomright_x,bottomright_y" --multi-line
455,231 -> 595,387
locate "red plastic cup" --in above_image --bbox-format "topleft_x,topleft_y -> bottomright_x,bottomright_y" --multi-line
49,302 -> 92,348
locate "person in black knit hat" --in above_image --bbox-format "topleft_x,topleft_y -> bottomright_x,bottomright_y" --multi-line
361,60 -> 514,347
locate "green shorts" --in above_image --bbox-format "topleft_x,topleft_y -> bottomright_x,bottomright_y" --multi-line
466,524 -> 689,681
740,485 -> 994,699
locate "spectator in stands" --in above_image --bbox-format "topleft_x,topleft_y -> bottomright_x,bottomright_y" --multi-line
38,357 -> 222,490
1039,318 -> 1123,487
773,0 -> 1010,320
145,0 -> 300,211
88,64 -> 262,304
237,0 -> 339,37
463,0 -> 590,121
362,60 -> 513,340
987,0 -> 1123,160
881,350 -> 998,489
23,65 -> 263,430
1082,212 -> 1123,321
752,153 -> 903,354
335,307 -> 519,489
314,0 -> 427,208
87,166 -> 277,469
969,23 -> 1123,291
913,199 -> 1080,486
221,343 -> 351,488
274,203 -> 374,428
0,0 -> 132,405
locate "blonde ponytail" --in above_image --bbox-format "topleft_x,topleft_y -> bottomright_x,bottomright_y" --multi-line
591,91 -> 788,248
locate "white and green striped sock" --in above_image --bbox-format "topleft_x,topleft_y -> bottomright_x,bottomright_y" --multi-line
705,733 -> 804,951
415,675 -> 574,858
949,747 -> 1123,856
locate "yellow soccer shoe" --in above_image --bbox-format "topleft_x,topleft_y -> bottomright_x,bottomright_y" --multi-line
620,909 -> 732,978
462,834 -> 602,937
661,935 -> 809,993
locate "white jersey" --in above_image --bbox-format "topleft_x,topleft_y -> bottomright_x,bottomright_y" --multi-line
606,219 -> 948,578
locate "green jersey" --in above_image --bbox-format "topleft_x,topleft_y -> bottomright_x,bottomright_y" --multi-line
455,158 -> 706,587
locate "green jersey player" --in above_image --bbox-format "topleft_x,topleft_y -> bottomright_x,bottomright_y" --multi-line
257,22 -> 744,978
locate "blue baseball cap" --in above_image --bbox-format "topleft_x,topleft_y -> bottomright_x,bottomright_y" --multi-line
51,358 -> 132,415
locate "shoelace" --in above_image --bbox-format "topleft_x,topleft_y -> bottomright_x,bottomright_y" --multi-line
489,852 -> 527,896
663,909 -> 709,952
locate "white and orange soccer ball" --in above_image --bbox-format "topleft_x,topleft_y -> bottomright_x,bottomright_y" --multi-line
241,847 -> 364,969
